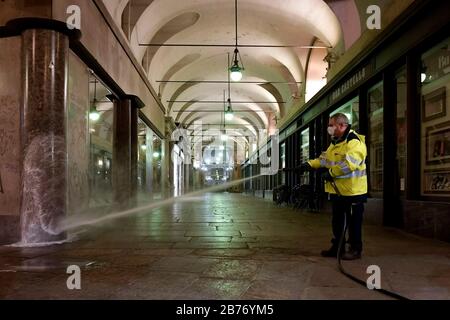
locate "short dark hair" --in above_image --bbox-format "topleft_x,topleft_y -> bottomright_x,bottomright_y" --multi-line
330,113 -> 349,125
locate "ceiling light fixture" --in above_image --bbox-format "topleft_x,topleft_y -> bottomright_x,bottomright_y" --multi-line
89,107 -> 100,121
420,63 -> 428,83
225,53 -> 235,122
225,100 -> 234,121
89,78 -> 100,122
230,0 -> 244,82
221,132 -> 228,141
230,49 -> 244,81
421,73 -> 427,83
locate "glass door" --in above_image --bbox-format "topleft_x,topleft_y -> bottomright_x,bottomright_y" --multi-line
368,82 -> 384,198
396,68 -> 408,196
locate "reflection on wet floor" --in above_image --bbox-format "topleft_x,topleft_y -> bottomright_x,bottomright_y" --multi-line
1,193 -> 450,299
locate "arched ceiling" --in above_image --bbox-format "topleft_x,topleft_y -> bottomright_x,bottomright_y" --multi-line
103,0 -> 362,149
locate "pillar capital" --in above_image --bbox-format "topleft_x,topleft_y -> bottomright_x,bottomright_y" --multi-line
106,94 -> 145,109
6,17 -> 81,41
165,116 -> 177,139
124,95 -> 145,109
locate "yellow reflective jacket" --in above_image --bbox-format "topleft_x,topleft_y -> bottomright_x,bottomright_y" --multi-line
308,129 -> 367,196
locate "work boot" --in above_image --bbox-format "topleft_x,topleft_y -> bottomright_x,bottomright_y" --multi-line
320,244 -> 346,257
341,249 -> 361,260
321,239 -> 345,258
320,246 -> 338,257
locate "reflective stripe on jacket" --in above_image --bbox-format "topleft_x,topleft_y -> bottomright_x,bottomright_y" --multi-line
308,129 -> 368,196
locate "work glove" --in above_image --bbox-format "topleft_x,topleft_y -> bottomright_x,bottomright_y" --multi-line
322,170 -> 334,182
297,163 -> 312,174
282,163 -> 311,173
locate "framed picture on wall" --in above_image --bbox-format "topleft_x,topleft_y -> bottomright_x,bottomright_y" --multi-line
426,121 -> 450,165
422,87 -> 446,122
423,169 -> 450,195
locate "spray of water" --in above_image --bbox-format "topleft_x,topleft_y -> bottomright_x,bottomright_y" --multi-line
56,174 -> 262,233
8,238 -> 74,248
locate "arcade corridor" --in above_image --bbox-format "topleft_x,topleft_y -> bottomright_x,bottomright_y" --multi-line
1,0 -> 450,304
1,193 -> 449,300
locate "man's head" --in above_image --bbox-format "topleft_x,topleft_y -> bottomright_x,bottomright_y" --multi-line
328,113 -> 350,138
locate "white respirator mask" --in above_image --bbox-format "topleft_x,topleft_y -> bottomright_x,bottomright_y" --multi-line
327,126 -> 336,137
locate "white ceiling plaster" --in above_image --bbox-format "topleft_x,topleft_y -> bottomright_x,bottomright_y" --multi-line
103,0 -> 129,26
305,46 -> 328,102
159,54 -> 290,123
130,0 -> 343,60
103,0 -> 344,136
169,83 -> 279,116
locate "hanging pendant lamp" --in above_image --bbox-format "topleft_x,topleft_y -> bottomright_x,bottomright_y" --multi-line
229,0 -> 244,81
89,79 -> 100,121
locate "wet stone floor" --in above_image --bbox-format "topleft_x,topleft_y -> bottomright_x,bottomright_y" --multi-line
1,193 -> 450,300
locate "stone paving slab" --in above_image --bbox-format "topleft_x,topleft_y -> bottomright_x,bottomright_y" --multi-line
110,272 -> 200,299
185,230 -> 242,237
174,278 -> 252,300
300,287 -> 390,300
148,256 -> 221,273
190,236 -> 232,243
1,193 -> 450,300
201,259 -> 262,280
242,279 -> 308,300
173,242 -> 249,250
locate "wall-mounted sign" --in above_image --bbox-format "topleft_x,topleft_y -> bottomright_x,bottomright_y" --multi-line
285,122 -> 297,137
330,62 -> 374,104
422,42 -> 450,83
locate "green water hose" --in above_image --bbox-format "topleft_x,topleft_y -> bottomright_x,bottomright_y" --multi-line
329,180 -> 409,300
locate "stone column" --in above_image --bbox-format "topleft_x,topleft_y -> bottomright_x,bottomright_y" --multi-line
113,98 -> 132,208
184,163 -> 191,193
232,141 -> 242,192
9,18 -> 81,244
130,106 -> 138,207
112,95 -> 142,208
160,138 -> 170,199
145,128 -> 154,195
168,141 -> 176,197
162,117 -> 176,199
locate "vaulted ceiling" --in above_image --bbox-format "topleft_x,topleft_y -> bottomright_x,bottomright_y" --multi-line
103,0 -> 365,151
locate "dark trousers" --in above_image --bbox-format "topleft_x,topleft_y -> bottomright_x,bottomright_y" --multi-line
331,197 -> 364,252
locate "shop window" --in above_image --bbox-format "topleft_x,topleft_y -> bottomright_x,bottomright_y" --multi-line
330,96 -> 360,131
136,119 -> 163,200
368,83 -> 384,197
280,142 -> 286,184
396,68 -> 407,194
300,128 -> 310,184
173,144 -> 184,196
152,134 -> 162,199
280,142 -> 286,169
420,37 -> 450,197
137,120 -> 147,193
88,76 -> 114,206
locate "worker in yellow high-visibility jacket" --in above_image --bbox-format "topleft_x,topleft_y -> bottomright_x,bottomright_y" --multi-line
298,113 -> 368,260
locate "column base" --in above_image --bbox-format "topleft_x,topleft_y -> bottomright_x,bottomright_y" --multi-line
0,215 -> 20,245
